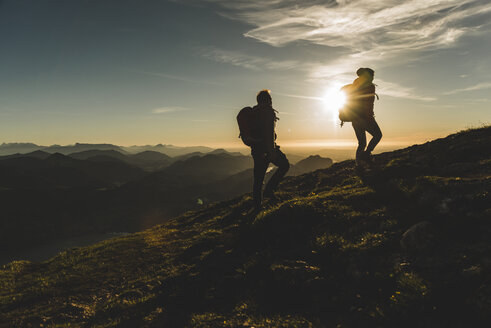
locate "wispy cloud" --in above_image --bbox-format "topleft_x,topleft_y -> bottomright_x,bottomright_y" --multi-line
376,80 -> 436,101
443,82 -> 491,95
273,91 -> 324,101
152,106 -> 188,114
200,48 -> 301,71
130,70 -> 223,86
199,0 -> 490,81
189,0 -> 491,100
214,0 -> 490,51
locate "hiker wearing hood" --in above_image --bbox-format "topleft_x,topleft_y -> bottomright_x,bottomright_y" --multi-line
250,90 -> 289,210
341,68 -> 382,165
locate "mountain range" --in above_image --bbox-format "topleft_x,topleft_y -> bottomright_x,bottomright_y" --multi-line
0,142 -> 214,157
0,146 -> 333,260
1,126 -> 489,327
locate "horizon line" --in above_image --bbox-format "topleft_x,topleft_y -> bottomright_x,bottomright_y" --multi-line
0,138 -> 429,150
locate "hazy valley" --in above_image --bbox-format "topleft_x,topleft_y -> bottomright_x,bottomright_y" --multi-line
0,144 -> 334,264
0,126 -> 489,327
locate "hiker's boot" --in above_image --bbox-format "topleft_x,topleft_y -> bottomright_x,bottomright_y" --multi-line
355,156 -> 366,167
251,205 -> 262,216
251,195 -> 262,212
263,189 -> 278,203
363,151 -> 373,163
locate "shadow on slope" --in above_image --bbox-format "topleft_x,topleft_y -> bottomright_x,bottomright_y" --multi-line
1,126 -> 490,327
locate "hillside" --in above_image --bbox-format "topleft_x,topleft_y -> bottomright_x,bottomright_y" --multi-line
42,143 -> 126,155
0,142 -> 214,158
0,151 -> 254,257
1,127 -> 490,327
0,143 -> 41,156
146,153 -> 253,185
288,155 -> 333,176
68,150 -> 173,171
0,153 -> 145,188
122,144 -> 214,157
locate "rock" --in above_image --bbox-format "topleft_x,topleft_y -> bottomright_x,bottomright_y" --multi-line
400,221 -> 433,251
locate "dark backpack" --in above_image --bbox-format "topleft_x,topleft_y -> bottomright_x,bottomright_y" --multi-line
237,106 -> 260,146
338,83 -> 378,124
338,84 -> 355,123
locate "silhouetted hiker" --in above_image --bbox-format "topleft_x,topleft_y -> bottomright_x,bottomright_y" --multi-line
339,68 -> 382,165
237,90 -> 289,211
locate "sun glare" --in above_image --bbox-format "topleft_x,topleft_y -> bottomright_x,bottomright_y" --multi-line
323,85 -> 346,114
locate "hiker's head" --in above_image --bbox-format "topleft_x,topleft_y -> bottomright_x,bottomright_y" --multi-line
257,89 -> 272,106
356,67 -> 374,83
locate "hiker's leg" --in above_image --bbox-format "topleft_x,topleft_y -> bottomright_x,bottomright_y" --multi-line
252,150 -> 269,208
352,120 -> 367,162
365,118 -> 382,154
264,147 -> 290,193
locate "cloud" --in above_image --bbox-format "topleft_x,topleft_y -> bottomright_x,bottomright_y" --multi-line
130,70 -> 223,86
200,48 -> 301,71
175,0 -> 491,104
202,0 -> 491,79
152,106 -> 188,114
273,91 -> 324,101
216,0 -> 490,50
443,82 -> 491,95
376,79 -> 436,101
189,0 -> 491,101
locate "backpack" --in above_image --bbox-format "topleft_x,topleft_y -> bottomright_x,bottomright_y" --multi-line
338,84 -> 356,123
237,106 -> 260,146
338,83 -> 379,125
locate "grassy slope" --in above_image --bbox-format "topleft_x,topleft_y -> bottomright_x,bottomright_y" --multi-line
1,127 -> 490,327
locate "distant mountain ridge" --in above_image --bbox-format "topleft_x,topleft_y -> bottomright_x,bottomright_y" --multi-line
0,142 -> 42,155
1,126 -> 489,327
67,149 -> 173,171
288,155 -> 333,176
0,152 -> 145,189
121,144 -> 214,157
0,145 -> 335,258
0,142 -> 214,157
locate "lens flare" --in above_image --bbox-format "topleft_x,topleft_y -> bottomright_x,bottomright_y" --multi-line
322,85 -> 346,126
323,86 -> 346,113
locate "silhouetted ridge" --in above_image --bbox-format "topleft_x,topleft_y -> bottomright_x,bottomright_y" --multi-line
128,151 -> 173,170
0,152 -> 145,189
173,151 -> 205,161
122,144 -> 213,157
1,126 -> 490,327
68,149 -> 127,161
24,150 -> 51,159
0,142 -> 41,155
288,154 -> 333,176
0,150 -> 50,160
156,153 -> 253,182
46,152 -> 78,163
42,143 -> 126,155
131,150 -> 172,161
208,148 -> 244,156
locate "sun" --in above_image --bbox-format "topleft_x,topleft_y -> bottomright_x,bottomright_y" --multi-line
322,85 -> 346,116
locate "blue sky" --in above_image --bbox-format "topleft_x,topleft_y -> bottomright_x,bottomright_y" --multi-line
0,0 -> 490,148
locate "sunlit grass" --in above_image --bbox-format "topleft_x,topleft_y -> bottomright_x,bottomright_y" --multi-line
0,126 -> 490,327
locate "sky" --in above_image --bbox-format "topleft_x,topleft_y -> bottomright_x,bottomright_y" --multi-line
0,0 -> 490,149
